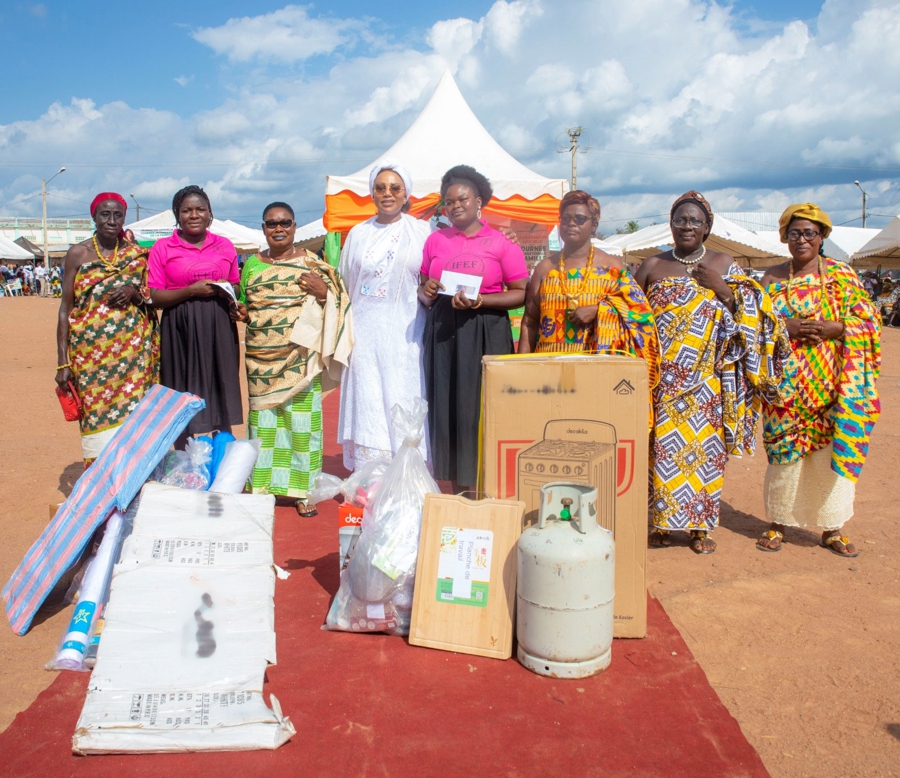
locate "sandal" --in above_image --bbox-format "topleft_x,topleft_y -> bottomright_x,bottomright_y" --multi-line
648,529 -> 672,548
295,499 -> 318,518
756,527 -> 784,553
820,532 -> 859,558
690,530 -> 716,555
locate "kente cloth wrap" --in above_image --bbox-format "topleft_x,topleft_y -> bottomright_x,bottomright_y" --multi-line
248,374 -> 323,498
763,259 -> 880,482
535,263 -> 660,385
68,245 -> 159,463
649,263 -> 788,531
240,251 -> 350,411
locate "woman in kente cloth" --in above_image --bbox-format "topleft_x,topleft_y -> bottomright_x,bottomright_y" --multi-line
149,185 -> 243,446
55,193 -> 159,465
635,191 -> 788,554
234,202 -> 352,516
518,190 -> 660,384
756,204 -> 880,557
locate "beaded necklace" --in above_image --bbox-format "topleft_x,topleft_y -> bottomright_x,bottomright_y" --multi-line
672,243 -> 706,266
786,255 -> 828,317
92,233 -> 120,273
557,244 -> 594,310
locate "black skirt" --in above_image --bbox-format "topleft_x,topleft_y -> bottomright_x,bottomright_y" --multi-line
160,296 -> 243,435
423,297 -> 514,487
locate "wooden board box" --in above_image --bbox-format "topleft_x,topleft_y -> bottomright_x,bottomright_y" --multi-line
409,494 -> 524,660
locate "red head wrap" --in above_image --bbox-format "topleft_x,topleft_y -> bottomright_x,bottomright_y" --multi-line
90,192 -> 128,217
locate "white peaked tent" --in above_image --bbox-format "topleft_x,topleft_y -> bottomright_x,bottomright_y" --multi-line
850,215 -> 900,269
603,215 -> 790,269
324,69 -> 568,232
126,211 -> 266,252
0,235 -> 35,261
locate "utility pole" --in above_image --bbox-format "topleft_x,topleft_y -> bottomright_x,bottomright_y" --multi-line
854,180 -> 868,228
130,193 -> 141,222
567,127 -> 582,190
42,167 -> 66,267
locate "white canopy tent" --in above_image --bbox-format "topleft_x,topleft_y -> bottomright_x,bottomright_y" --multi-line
603,216 -> 790,269
126,211 -> 266,253
0,235 -> 36,262
324,69 -> 568,232
850,215 -> 900,269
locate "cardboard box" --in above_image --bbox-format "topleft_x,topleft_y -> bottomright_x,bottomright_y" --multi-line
480,354 -> 649,638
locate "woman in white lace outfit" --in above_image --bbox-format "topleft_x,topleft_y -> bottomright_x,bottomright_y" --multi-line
337,160 -> 430,471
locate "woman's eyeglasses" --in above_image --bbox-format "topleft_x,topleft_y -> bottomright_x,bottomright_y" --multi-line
560,214 -> 591,226
672,217 -> 706,228
373,183 -> 404,195
264,219 -> 294,229
786,229 -> 820,242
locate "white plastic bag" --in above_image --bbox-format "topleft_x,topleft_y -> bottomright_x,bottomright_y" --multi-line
209,439 -> 262,494
324,399 -> 437,636
151,438 -> 213,491
308,458 -> 390,507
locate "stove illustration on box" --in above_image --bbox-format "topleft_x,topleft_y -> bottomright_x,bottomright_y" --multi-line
517,419 -> 617,534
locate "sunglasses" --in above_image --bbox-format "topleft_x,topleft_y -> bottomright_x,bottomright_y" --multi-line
560,214 -> 591,226
264,219 -> 294,229
373,183 -> 404,195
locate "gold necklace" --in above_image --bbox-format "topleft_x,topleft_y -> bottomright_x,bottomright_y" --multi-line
786,255 -> 828,317
92,233 -> 120,272
557,244 -> 594,310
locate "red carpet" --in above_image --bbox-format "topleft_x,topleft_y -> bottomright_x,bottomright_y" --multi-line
0,392 -> 769,778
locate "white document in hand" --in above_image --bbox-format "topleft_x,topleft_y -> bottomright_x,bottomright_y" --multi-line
210,281 -> 237,305
439,270 -> 482,298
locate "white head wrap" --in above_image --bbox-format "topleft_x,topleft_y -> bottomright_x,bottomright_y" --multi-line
368,159 -> 413,198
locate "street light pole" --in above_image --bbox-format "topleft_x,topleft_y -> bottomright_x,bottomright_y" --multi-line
42,167 -> 66,267
854,180 -> 868,228
129,193 -> 141,222
567,127 -> 582,190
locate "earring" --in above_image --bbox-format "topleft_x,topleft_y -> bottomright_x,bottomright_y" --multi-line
476,208 -> 482,219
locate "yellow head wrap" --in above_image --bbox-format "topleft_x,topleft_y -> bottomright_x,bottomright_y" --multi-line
778,203 -> 832,242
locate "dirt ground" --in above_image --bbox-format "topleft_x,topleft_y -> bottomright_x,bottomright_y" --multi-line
0,296 -> 897,777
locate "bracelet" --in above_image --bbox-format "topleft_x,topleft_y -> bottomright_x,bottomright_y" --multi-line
471,294 -> 484,309
56,363 -> 70,371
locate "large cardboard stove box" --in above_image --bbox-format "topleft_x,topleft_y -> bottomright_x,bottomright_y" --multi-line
481,354 -> 649,638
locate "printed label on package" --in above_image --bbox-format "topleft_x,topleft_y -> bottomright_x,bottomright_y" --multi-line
435,527 -> 492,607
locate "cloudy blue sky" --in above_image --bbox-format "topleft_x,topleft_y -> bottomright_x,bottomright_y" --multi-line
1,0 -> 898,232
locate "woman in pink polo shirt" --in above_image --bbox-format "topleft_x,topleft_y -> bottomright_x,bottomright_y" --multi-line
149,185 -> 243,441
418,165 -> 528,490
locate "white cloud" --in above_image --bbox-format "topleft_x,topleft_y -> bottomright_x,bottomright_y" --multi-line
192,4 -> 362,63
28,3 -> 46,18
173,75 -> 194,87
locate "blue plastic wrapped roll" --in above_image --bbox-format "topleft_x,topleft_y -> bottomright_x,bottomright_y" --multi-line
210,431 -> 235,483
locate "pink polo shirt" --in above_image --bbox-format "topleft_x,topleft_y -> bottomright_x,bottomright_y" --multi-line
148,230 -> 239,290
420,221 -> 528,294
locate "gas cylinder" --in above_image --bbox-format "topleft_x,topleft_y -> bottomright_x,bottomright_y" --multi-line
516,481 -> 615,678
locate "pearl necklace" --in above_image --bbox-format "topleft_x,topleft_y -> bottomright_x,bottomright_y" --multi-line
92,233 -> 120,273
786,255 -> 828,318
558,244 -> 594,310
672,244 -> 706,265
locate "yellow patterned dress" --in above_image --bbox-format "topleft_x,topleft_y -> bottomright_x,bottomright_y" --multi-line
536,264 -> 660,382
649,264 -> 787,532
762,259 -> 880,529
67,245 -> 159,464
240,252 -> 351,498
